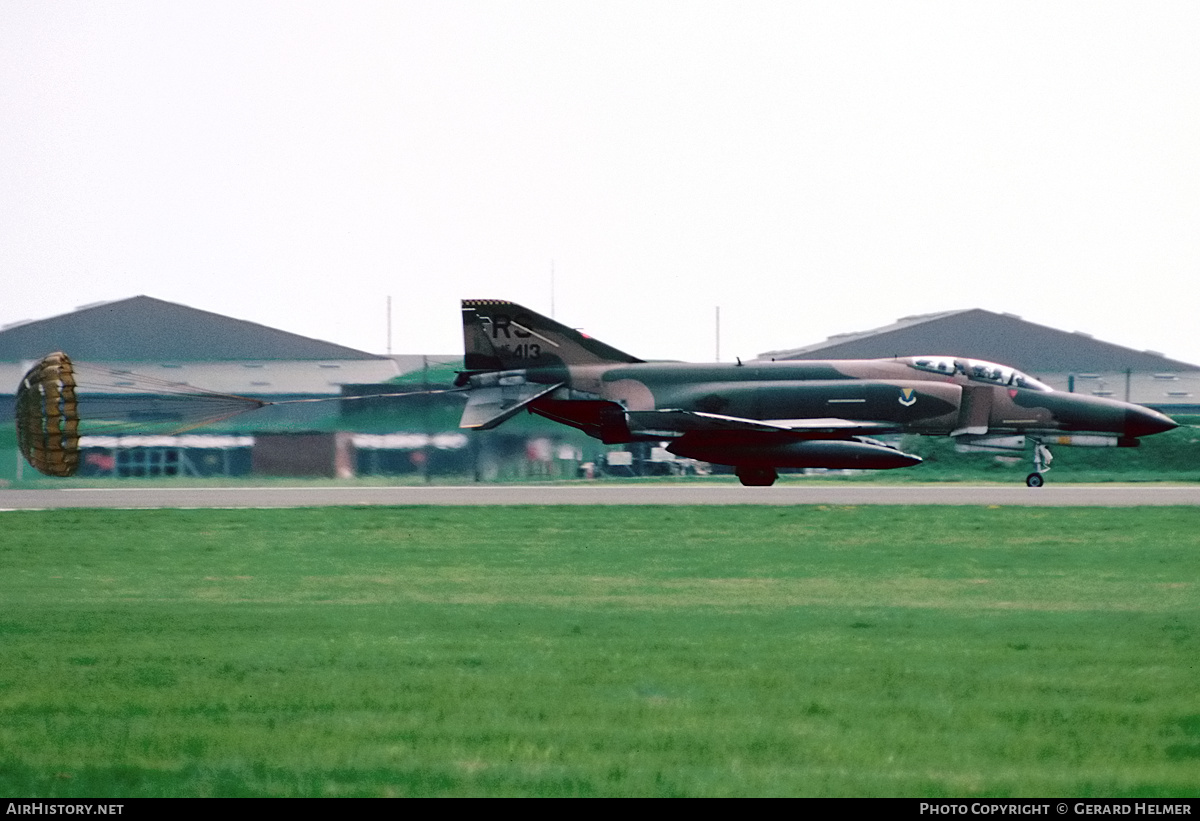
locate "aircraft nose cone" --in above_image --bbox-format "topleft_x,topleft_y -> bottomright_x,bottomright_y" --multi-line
1124,406 -> 1178,438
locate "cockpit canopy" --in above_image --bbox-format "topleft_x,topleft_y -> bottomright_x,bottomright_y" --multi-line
906,356 -> 1052,392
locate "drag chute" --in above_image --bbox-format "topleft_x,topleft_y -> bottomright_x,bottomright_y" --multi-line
14,352 -> 267,477
15,352 -> 81,476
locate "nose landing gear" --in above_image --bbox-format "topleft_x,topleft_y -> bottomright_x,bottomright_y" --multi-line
1026,441 -> 1053,487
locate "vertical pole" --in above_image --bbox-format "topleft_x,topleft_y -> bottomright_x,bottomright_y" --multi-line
1125,368 -> 1132,402
422,354 -> 430,484
715,306 -> 721,362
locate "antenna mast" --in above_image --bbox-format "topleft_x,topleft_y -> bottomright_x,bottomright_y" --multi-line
715,306 -> 721,362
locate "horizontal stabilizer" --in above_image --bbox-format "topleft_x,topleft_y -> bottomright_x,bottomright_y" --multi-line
459,382 -> 563,430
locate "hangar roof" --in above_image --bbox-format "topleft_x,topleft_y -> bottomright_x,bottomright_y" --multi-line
0,296 -> 383,362
759,309 -> 1198,373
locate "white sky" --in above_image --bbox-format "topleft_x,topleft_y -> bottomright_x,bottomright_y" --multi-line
3,1 -> 1198,364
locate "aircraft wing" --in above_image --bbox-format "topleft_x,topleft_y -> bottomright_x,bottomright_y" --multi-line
624,410 -> 899,438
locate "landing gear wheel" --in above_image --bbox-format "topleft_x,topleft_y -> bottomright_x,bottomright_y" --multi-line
736,466 -> 778,487
1026,472 -> 1044,488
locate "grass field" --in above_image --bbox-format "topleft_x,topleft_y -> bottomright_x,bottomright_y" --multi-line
1,505 -> 1197,797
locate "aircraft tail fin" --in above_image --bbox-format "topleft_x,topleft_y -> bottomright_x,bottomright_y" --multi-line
461,300 -> 641,372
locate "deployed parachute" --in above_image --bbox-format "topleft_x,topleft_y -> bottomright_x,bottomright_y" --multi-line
15,352 -> 266,477
15,352 -> 81,476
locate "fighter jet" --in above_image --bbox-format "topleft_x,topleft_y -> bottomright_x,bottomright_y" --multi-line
455,300 -> 1177,487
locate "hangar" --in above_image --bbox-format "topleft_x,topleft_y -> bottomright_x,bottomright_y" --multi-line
0,294 -> 400,391
760,308 -> 1200,413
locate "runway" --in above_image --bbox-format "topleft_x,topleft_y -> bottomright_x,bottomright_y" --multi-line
3,483 -> 1200,509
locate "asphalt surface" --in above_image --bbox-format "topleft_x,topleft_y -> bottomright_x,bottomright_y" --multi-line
3,484 -> 1200,509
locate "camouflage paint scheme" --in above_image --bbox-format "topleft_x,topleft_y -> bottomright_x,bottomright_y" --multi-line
456,300 -> 1177,486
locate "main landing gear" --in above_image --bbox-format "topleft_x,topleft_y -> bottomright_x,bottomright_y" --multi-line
1025,441 -> 1053,488
736,465 -> 778,487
